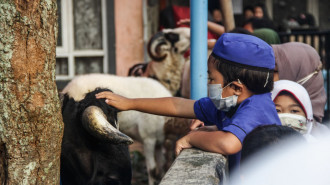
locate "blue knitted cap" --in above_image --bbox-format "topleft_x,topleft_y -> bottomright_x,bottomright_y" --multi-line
212,33 -> 275,70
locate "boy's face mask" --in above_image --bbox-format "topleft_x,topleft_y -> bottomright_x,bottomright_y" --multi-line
278,113 -> 307,134
208,83 -> 238,112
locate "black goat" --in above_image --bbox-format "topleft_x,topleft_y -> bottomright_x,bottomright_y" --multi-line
60,88 -> 133,185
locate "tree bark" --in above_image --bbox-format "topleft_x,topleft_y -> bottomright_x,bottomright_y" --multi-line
0,0 -> 63,184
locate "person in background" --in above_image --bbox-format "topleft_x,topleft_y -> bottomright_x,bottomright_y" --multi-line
283,15 -> 300,30
243,6 -> 254,21
236,6 -> 254,28
238,124 -> 306,184
211,8 -> 223,25
229,27 -> 252,35
242,3 -> 276,31
243,17 -> 276,33
272,42 -> 326,123
241,124 -> 304,164
233,133 -> 330,185
253,3 -> 271,20
296,12 -> 316,28
252,28 -> 281,45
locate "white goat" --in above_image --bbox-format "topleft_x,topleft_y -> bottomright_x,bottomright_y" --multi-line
129,27 -> 190,96
61,74 -> 173,185
128,27 -> 213,98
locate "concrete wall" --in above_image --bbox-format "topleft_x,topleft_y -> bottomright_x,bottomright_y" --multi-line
114,0 -> 144,76
160,148 -> 228,185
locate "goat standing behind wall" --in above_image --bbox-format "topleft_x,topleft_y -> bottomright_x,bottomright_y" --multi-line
129,27 -> 191,96
129,27 -> 213,99
61,74 -> 173,185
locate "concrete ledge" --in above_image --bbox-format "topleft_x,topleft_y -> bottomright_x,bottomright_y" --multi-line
160,148 -> 228,185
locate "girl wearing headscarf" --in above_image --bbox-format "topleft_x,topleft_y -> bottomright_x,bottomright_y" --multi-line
272,42 -> 326,123
272,80 -> 329,139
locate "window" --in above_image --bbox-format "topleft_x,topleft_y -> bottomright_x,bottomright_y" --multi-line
56,0 -> 108,80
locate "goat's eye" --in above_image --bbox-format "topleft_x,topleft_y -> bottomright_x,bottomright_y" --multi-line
174,47 -> 178,53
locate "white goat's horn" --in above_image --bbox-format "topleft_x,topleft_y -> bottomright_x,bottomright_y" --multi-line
148,31 -> 168,61
82,106 -> 133,145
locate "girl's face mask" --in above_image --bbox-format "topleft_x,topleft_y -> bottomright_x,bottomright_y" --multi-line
278,113 -> 307,134
208,83 -> 238,112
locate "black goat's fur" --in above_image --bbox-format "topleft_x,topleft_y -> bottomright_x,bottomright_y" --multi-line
61,88 -> 132,185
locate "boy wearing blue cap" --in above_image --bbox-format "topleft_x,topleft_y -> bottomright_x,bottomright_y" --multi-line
96,33 -> 281,170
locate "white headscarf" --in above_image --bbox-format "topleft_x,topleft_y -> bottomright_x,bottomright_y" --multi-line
271,80 -> 314,135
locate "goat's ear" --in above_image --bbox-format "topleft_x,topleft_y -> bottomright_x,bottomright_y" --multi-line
164,33 -> 179,43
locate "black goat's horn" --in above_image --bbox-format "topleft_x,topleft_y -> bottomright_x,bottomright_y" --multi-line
82,106 -> 133,145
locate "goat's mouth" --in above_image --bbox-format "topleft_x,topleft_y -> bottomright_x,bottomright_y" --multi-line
148,32 -> 168,62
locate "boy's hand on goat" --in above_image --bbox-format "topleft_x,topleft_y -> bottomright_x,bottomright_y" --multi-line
95,92 -> 132,111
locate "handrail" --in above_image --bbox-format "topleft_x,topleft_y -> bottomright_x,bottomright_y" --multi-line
160,148 -> 228,185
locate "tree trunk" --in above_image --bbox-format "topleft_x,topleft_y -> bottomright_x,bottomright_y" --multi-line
0,0 -> 63,184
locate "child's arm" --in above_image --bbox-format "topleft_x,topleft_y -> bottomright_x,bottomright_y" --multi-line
207,21 -> 225,36
175,130 -> 242,155
95,91 -> 197,118
177,19 -> 225,36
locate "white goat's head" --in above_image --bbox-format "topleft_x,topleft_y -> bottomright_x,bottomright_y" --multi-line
148,27 -> 190,62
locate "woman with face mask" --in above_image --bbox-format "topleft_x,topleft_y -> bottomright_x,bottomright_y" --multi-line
272,80 -> 329,140
272,42 -> 326,123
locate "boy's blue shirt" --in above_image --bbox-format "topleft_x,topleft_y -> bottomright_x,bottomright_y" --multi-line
194,92 -> 281,169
